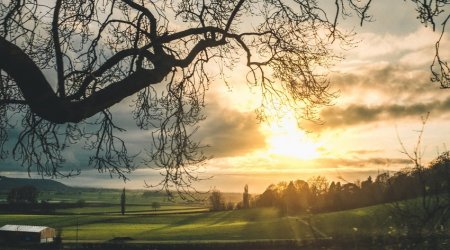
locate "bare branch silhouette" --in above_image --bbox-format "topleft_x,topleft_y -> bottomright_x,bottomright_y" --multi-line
0,1 -> 448,195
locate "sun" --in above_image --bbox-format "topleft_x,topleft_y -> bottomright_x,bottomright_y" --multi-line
263,113 -> 321,160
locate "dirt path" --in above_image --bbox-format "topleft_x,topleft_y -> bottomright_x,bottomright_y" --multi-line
297,218 -> 331,240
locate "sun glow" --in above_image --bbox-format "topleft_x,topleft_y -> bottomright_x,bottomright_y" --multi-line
264,113 -> 321,160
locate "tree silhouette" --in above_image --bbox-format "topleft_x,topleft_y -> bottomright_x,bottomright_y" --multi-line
120,187 -> 126,215
0,1 -> 448,193
243,184 -> 250,209
391,115 -> 450,241
7,185 -> 39,204
151,201 -> 160,212
209,189 -> 224,211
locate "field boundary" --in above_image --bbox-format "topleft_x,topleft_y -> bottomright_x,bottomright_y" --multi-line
61,239 -> 333,250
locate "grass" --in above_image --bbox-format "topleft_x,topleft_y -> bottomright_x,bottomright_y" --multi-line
310,204 -> 391,237
37,189 -> 180,205
0,208 -> 316,241
0,201 -> 448,244
54,204 -> 207,215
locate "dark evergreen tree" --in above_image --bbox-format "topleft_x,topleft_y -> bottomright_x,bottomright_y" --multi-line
120,187 -> 126,215
243,184 -> 250,209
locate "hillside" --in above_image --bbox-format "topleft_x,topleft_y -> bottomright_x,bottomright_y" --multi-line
0,175 -> 71,192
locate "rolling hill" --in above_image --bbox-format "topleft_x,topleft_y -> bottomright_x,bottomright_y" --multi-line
0,175 -> 71,192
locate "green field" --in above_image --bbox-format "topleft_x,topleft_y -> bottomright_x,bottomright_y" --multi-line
0,208 -> 305,241
0,204 -> 419,242
1,189 -> 449,249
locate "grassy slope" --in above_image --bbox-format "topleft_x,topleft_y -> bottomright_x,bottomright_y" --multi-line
311,204 -> 392,238
0,202 -> 448,242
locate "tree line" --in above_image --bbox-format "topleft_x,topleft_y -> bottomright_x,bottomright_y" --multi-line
251,152 -> 450,216
205,150 -> 450,215
208,151 -> 450,216
0,185 -> 86,213
206,150 -> 449,238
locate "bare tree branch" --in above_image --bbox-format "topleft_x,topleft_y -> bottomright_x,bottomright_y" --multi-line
0,0 -> 447,197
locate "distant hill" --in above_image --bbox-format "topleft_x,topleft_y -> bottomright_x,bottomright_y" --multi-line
0,176 -> 71,192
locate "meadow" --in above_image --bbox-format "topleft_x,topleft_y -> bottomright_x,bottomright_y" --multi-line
0,189 -> 352,241
1,188 -> 449,249
0,204 -> 408,241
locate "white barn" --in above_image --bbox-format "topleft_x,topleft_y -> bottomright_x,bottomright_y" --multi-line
0,224 -> 56,244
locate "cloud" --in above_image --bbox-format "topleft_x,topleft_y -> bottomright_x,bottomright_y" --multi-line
348,149 -> 383,155
313,157 -> 411,169
349,27 -> 441,62
301,60 -> 450,132
340,0 -> 421,36
304,96 -> 450,132
197,102 -> 266,158
331,64 -> 438,104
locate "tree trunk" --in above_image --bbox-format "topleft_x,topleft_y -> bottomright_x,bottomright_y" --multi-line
0,36 -> 170,123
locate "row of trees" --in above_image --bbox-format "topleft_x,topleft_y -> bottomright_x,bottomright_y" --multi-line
209,184 -> 251,211
6,185 -> 39,204
3,185 -> 163,214
120,188 -> 161,215
249,150 -> 450,238
2,185 -> 84,212
252,152 -> 450,216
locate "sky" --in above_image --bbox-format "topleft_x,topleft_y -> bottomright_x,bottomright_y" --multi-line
2,0 -> 450,194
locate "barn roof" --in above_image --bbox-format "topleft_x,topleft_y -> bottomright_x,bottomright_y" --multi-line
0,224 -> 50,233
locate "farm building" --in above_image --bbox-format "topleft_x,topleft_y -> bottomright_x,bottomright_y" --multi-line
0,224 -> 55,244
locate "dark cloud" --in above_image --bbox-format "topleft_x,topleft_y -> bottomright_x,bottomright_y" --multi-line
112,93 -> 267,159
331,65 -> 435,101
313,157 -> 411,169
197,104 -> 266,158
348,149 -> 383,155
301,62 -> 450,132
304,97 -> 450,131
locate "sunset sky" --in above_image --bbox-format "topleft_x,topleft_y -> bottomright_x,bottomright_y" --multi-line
2,0 -> 450,193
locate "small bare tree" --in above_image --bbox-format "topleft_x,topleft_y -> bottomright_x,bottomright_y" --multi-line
209,189 -> 224,211
393,113 -> 450,243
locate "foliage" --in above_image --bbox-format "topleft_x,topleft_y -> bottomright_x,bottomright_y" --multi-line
389,155 -> 450,238
254,151 -> 450,218
76,199 -> 86,208
387,114 -> 450,240
151,201 -> 161,211
7,185 -> 39,204
209,189 -> 225,211
226,201 -> 235,211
